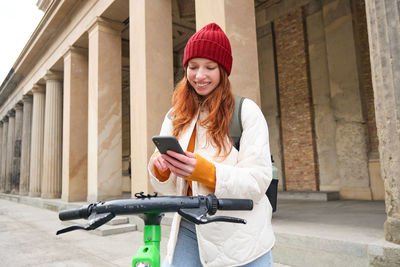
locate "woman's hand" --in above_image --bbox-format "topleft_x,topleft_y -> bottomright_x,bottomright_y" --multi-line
153,153 -> 169,172
161,151 -> 197,178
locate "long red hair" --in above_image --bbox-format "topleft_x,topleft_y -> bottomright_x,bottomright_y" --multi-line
172,65 -> 235,157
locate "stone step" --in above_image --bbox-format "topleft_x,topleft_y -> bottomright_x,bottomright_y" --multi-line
94,223 -> 137,236
106,216 -> 129,225
0,193 -> 86,211
277,191 -> 339,201
272,231 -> 400,267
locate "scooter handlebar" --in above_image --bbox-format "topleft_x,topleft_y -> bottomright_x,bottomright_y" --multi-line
59,205 -> 91,221
218,198 -> 253,211
57,194 -> 254,226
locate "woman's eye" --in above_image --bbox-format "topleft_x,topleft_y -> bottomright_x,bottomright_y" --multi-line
207,67 -> 216,70
188,66 -> 197,70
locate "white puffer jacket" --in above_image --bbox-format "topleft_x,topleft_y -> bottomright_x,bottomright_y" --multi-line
148,98 -> 275,267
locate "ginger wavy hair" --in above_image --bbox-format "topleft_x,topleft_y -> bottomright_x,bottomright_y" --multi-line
172,65 -> 235,157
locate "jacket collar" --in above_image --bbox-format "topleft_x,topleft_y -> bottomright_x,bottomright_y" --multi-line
177,109 -> 199,151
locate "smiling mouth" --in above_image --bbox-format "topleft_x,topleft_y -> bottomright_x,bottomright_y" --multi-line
196,82 -> 210,88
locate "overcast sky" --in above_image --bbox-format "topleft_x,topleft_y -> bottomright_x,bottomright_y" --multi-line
0,1 -> 44,83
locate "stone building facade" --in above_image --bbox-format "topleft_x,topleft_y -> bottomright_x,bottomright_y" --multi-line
0,0 -> 398,244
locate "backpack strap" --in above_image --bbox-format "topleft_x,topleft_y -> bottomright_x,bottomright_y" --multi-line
229,95 -> 245,150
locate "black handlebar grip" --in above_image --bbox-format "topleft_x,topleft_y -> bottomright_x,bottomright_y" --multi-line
217,199 -> 253,211
59,205 -> 90,221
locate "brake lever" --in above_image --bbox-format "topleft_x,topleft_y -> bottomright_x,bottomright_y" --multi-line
56,223 -> 92,235
56,212 -> 115,235
178,207 -> 209,224
178,208 -> 247,225
204,215 -> 247,224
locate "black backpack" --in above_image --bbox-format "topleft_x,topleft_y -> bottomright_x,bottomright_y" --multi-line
229,96 -> 278,212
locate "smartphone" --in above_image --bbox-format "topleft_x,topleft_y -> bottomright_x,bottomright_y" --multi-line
152,136 -> 185,156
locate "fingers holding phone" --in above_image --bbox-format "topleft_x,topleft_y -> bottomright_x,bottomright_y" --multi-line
153,153 -> 168,172
152,136 -> 197,178
161,151 -> 196,178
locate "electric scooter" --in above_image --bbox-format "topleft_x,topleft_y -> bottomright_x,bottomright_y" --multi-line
56,192 -> 253,267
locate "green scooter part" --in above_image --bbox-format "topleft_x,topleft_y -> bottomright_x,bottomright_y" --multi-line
132,224 -> 161,267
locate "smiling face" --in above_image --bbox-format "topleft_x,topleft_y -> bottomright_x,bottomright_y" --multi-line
186,58 -> 221,96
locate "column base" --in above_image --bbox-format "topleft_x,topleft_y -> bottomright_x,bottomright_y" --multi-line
384,216 -> 400,245
29,192 -> 41,197
10,189 -> 19,195
61,193 -> 87,202
339,186 -> 372,200
41,192 -> 61,199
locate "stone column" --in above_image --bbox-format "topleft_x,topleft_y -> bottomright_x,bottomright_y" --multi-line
130,0 -> 173,194
0,117 -> 8,192
195,0 -> 261,104
29,85 -> 46,197
20,95 -> 33,195
257,23 -> 284,189
5,110 -> 15,193
62,47 -> 88,202
365,0 -> 400,245
41,71 -> 63,199
323,0 -> 370,199
11,103 -> 23,194
0,121 -> 3,191
87,17 -> 123,201
306,5 -> 339,191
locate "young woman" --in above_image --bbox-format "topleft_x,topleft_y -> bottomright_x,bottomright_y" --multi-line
148,23 -> 275,267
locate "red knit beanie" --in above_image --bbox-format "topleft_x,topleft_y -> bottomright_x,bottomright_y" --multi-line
183,23 -> 233,76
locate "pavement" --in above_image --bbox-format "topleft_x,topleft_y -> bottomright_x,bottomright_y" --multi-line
0,196 -> 291,267
0,198 -> 154,266
1,194 -> 399,266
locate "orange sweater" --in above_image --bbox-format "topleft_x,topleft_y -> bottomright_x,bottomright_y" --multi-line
153,128 -> 216,194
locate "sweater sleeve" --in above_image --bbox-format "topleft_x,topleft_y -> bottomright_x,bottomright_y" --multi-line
152,151 -> 171,182
153,165 -> 171,182
185,153 -> 216,191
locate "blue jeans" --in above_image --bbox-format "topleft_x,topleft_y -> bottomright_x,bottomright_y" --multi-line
162,219 -> 273,267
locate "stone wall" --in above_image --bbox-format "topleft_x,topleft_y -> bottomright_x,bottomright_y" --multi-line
274,8 -> 319,191
256,0 -> 379,198
323,0 -> 370,199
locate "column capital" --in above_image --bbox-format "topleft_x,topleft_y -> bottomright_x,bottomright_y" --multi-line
2,116 -> 9,122
32,84 -> 45,93
22,94 -> 33,103
44,70 -> 63,82
7,109 -> 15,117
87,16 -> 124,35
14,103 -> 23,111
63,45 -> 88,59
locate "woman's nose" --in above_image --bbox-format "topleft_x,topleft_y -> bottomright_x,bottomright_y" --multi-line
196,67 -> 206,79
